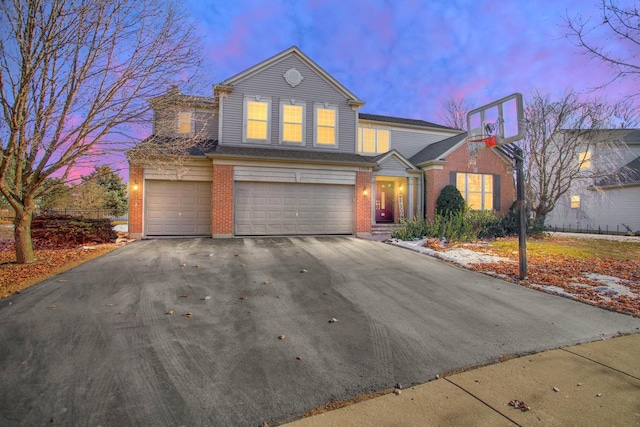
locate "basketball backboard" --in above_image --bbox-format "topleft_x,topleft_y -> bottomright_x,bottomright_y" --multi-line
466,93 -> 525,147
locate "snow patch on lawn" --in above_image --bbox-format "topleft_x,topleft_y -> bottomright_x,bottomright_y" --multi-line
584,273 -> 638,300
390,238 -> 510,267
113,224 -> 128,233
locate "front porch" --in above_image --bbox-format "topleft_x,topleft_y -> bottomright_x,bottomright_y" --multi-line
369,152 -> 423,226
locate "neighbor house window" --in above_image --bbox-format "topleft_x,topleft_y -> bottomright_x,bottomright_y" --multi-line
456,173 -> 493,210
178,112 -> 191,134
314,104 -> 337,146
280,101 -> 305,144
571,195 -> 581,209
358,128 -> 390,154
578,151 -> 591,170
244,96 -> 271,142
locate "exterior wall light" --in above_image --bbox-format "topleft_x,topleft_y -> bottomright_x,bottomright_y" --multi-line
363,187 -> 368,196
132,182 -> 139,191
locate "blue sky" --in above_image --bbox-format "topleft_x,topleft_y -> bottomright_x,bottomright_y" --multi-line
186,0 -> 634,123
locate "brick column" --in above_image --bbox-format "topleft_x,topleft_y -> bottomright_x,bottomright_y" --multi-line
355,171 -> 372,235
128,163 -> 144,239
212,164 -> 234,237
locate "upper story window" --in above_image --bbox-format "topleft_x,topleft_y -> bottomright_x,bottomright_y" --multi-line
358,127 -> 390,154
177,111 -> 192,134
314,104 -> 337,146
570,195 -> 581,209
244,96 -> 271,143
456,173 -> 493,211
578,151 -> 591,170
280,101 -> 305,144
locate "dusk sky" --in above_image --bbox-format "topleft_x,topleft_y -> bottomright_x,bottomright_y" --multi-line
104,0 -> 635,179
187,0 -> 634,122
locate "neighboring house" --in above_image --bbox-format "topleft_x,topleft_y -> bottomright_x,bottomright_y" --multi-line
128,46 -> 515,239
545,129 -> 640,234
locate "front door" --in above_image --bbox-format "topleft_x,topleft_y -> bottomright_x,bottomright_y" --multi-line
375,181 -> 394,222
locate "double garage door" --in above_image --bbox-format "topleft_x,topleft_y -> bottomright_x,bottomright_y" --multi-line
235,182 -> 354,236
145,180 -> 212,236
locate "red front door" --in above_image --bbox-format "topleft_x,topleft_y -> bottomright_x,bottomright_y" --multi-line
375,181 -> 394,222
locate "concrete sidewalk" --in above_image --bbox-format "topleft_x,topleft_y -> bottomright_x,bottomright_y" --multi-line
285,333 -> 640,426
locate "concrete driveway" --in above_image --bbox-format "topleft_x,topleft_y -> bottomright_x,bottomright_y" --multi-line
1,237 -> 639,426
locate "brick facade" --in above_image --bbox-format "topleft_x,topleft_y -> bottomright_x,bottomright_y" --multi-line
355,171 -> 372,233
128,163 -> 144,239
211,164 -> 234,237
425,143 -> 515,219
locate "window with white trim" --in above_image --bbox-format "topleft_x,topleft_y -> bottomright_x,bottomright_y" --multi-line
314,104 -> 337,146
177,111 -> 191,134
358,127 -> 390,154
243,96 -> 271,142
456,173 -> 493,210
280,100 -> 305,144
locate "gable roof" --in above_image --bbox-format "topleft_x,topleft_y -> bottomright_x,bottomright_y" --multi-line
373,149 -> 419,170
595,155 -> 640,187
409,132 -> 468,165
218,46 -> 364,105
359,113 -> 457,131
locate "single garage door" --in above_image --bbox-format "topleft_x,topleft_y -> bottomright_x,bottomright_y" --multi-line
145,180 -> 212,236
235,182 -> 354,235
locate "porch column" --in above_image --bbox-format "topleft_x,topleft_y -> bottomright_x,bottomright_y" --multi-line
408,177 -> 415,219
370,175 -> 376,225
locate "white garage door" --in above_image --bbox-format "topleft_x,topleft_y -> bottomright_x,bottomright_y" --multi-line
235,182 -> 354,235
145,180 -> 212,236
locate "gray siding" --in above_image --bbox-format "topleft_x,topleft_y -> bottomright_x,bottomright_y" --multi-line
153,107 -> 216,139
545,187 -> 640,233
389,128 -> 454,159
377,157 -> 410,177
194,109 -> 216,139
220,55 -> 357,153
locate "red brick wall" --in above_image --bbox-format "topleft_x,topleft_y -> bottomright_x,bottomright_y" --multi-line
212,164 -> 234,236
355,171 -> 372,233
128,163 -> 144,238
425,143 -> 515,219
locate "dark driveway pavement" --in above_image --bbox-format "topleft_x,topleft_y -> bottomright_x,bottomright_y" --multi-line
1,237 -> 639,426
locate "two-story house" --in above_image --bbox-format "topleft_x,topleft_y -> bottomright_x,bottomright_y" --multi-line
545,129 -> 640,234
128,46 -> 515,239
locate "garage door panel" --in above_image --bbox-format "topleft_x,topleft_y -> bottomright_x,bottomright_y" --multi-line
145,180 -> 212,236
235,182 -> 353,236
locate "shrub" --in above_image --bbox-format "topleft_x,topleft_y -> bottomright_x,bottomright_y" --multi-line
32,215 -> 117,247
467,210 -> 507,239
435,185 -> 466,217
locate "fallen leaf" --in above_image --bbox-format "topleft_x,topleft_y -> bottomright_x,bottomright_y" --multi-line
49,305 -> 56,310
134,312 -> 138,317
393,389 -> 401,396
180,263 -> 186,267
278,335 -> 285,340
194,265 -> 200,269
106,304 -> 113,307
166,310 -> 174,315
300,269 -> 307,273
328,317 -> 338,323
180,294 -> 188,298
552,386 -> 560,392
201,296 -> 212,300
296,356 -> 302,360
185,312 -> 193,318
57,279 -> 67,283
263,279 -> 271,285
234,253 -> 240,257
116,311 -> 123,315
239,295 -> 247,300
596,393 -> 603,397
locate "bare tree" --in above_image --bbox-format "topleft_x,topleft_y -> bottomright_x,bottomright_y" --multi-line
0,0 -> 205,263
438,96 -> 473,130
523,90 -> 633,227
565,0 -> 640,97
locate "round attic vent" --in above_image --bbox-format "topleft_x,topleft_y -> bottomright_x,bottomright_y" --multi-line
284,68 -> 303,87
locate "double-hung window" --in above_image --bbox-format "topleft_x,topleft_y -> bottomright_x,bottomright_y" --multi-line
177,111 -> 192,134
280,100 -> 305,144
456,173 -> 494,210
358,128 -> 390,154
244,96 -> 271,143
314,104 -> 338,147
578,151 -> 591,170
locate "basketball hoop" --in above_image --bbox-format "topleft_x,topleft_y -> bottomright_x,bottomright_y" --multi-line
466,134 -> 497,167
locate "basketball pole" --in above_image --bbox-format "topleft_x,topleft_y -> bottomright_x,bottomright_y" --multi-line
497,143 -> 527,280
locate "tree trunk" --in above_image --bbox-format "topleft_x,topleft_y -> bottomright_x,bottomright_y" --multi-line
14,209 -> 35,264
